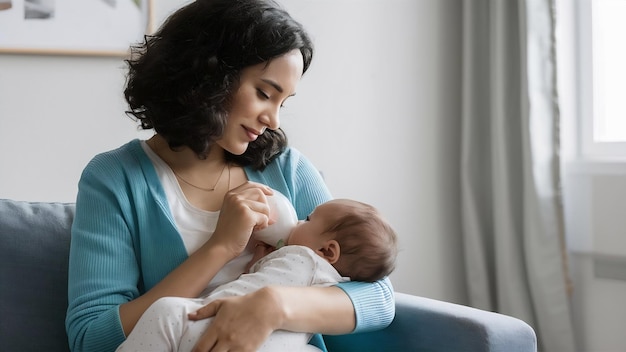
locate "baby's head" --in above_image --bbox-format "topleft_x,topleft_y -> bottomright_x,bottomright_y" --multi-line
287,199 -> 398,282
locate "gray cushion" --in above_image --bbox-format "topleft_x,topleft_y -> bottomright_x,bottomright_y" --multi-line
0,199 -> 74,351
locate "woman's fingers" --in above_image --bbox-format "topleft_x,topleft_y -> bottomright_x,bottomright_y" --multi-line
222,182 -> 274,227
188,303 -> 220,351
192,291 -> 279,352
188,301 -> 219,321
205,182 -> 275,257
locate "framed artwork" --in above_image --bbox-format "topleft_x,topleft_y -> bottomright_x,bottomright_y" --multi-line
0,0 -> 153,56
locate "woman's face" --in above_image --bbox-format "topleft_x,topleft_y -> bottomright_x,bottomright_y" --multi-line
216,49 -> 304,155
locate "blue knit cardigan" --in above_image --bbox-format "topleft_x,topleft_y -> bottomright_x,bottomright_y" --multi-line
65,139 -> 394,351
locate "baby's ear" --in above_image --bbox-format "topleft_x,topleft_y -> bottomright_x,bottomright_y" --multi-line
319,240 -> 340,264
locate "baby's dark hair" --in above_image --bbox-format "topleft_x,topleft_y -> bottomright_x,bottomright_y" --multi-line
124,0 -> 313,170
326,200 -> 398,282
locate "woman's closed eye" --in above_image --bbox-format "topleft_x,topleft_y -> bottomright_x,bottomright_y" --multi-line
257,89 -> 269,99
257,88 -> 289,108
256,88 -> 270,100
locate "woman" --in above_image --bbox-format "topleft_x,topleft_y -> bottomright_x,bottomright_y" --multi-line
65,1 -> 394,351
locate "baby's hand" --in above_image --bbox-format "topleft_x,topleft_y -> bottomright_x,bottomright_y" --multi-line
244,241 -> 276,273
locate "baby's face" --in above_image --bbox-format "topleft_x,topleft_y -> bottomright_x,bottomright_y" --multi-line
287,200 -> 347,250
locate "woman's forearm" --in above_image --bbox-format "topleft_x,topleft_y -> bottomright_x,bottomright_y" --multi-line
119,242 -> 234,335
269,285 -> 356,335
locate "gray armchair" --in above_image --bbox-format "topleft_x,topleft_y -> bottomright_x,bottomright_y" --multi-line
0,199 -> 536,352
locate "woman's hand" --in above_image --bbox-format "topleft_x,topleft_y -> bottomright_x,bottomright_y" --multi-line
187,287 -> 283,352
207,182 -> 274,258
119,184 -> 277,338
187,285 -> 356,351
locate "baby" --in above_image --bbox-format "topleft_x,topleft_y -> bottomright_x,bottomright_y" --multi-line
117,193 -> 398,352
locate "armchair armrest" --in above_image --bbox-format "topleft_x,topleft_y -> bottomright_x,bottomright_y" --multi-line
323,292 -> 537,352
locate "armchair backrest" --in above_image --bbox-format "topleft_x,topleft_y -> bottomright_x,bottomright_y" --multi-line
0,199 -> 75,351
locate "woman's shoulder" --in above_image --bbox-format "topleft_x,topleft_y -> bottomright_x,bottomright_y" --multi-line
84,139 -> 147,173
77,139 -> 164,209
79,139 -> 155,189
272,145 -> 303,167
270,146 -> 319,175
246,146 -> 297,178
247,146 -> 322,185
259,146 -> 331,217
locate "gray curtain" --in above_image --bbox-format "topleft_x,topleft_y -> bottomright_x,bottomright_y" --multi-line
460,0 -> 576,351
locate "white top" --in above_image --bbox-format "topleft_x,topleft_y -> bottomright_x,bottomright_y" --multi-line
140,140 -> 254,293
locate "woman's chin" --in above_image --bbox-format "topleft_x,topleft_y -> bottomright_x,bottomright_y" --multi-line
231,146 -> 248,156
222,143 -> 248,156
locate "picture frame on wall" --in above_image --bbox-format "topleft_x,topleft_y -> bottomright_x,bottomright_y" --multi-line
0,0 -> 153,57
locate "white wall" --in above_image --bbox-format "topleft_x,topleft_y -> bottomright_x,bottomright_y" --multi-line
0,0 -> 466,304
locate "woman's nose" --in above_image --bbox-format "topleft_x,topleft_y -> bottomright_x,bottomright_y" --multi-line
260,106 -> 280,130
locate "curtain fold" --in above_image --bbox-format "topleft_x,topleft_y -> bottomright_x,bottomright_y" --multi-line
460,1 -> 575,351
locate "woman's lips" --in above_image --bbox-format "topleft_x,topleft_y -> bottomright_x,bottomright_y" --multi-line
244,126 -> 260,141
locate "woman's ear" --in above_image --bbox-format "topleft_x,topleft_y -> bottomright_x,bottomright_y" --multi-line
318,239 -> 340,264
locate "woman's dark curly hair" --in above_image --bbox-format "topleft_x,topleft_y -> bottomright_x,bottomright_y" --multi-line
124,0 -> 313,170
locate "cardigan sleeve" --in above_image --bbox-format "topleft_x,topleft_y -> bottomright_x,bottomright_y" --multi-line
65,154 -> 140,352
335,277 -> 395,332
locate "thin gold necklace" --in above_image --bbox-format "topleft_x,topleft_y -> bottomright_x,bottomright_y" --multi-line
172,162 -> 229,192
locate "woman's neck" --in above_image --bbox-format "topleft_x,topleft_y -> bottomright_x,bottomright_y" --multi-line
147,134 -> 237,211
147,134 -> 226,171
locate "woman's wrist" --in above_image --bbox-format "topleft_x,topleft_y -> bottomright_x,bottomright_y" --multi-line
255,286 -> 288,330
201,232 -> 246,263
